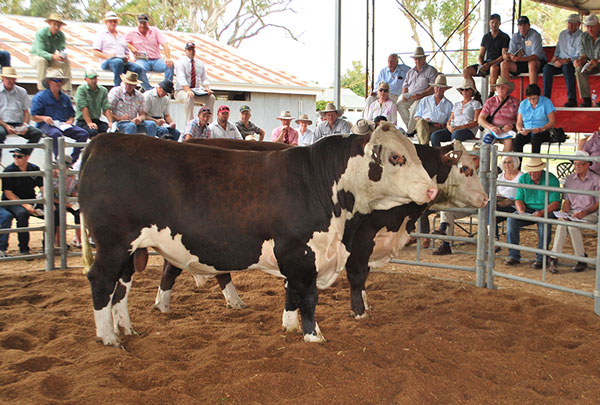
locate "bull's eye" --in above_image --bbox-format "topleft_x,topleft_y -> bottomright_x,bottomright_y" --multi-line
389,154 -> 406,166
460,166 -> 474,176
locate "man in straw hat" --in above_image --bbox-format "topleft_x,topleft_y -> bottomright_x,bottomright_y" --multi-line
478,76 -> 519,151
413,74 -> 452,145
295,113 -> 314,146
108,71 -> 158,137
574,14 -> 600,107
30,69 -> 88,162
542,14 -> 582,107
0,67 -> 43,160
549,151 -> 599,273
235,105 -> 265,141
93,11 -> 143,87
30,13 -> 72,92
271,110 -> 299,145
398,46 -> 438,135
504,157 -> 561,268
314,102 -> 350,142
144,79 -> 179,140
75,68 -> 113,138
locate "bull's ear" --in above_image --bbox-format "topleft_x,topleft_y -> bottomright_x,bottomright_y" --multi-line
371,144 -> 383,166
441,150 -> 462,166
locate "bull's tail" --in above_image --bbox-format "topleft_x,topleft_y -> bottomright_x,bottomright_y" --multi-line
81,213 -> 94,274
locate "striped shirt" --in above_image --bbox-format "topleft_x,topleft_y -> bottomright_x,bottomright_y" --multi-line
183,118 -> 211,139
578,32 -> 600,60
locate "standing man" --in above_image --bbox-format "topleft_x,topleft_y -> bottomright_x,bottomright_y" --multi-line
108,71 -> 157,137
235,105 -> 264,141
0,148 -> 44,257
271,110 -> 298,145
0,67 -> 43,159
208,105 -> 242,139
500,16 -> 546,87
75,69 -> 113,138
93,11 -> 143,88
126,13 -> 174,92
463,13 -> 510,97
413,75 -> 453,145
574,14 -> 600,107
175,41 -> 216,122
30,13 -> 72,93
542,14 -> 582,107
549,151 -> 599,273
30,70 -> 88,162
313,102 -> 351,141
144,79 -> 179,140
398,47 -> 438,136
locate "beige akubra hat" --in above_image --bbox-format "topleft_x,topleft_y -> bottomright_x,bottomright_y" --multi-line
351,119 -> 375,136
319,102 -> 344,117
522,157 -> 546,172
429,74 -> 452,89
120,71 -> 139,85
277,110 -> 295,120
42,69 -> 69,89
295,113 -> 313,125
46,13 -> 66,25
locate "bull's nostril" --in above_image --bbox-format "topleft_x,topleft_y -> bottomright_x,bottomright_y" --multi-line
427,187 -> 438,201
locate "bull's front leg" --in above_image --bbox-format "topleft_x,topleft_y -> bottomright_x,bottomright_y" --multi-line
215,273 -> 247,309
345,240 -> 374,319
283,277 -> 324,343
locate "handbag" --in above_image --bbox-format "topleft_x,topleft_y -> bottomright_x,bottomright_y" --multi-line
548,127 -> 567,143
479,95 -> 510,132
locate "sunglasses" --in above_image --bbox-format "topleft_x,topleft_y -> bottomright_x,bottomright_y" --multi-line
50,78 -> 63,83
199,108 -> 212,114
13,154 -> 25,159
378,88 -> 389,92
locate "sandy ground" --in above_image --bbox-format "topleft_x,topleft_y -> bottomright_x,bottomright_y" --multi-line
1,222 -> 600,404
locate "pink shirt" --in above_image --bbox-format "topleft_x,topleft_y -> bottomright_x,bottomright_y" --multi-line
125,27 -> 167,60
481,95 -> 519,127
93,29 -> 129,59
563,170 -> 599,212
583,132 -> 600,176
271,126 -> 298,145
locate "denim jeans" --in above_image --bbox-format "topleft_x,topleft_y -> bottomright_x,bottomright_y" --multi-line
101,57 -> 143,87
430,128 -> 476,147
134,59 -> 174,90
542,62 -> 576,100
156,126 -> 180,141
116,120 -> 159,137
507,211 -> 554,261
0,204 -> 30,252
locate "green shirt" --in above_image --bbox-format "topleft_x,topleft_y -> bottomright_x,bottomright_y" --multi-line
30,27 -> 66,61
515,170 -> 561,210
75,83 -> 110,122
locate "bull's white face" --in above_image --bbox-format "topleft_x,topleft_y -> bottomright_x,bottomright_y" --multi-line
430,141 -> 489,210
337,124 -> 437,213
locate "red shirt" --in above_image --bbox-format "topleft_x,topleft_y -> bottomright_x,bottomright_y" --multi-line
481,95 -> 519,127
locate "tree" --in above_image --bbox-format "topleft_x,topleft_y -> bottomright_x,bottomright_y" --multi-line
341,60 -> 366,98
521,1 -> 572,45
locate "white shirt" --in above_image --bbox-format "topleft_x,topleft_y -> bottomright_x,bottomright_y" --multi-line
497,170 -> 523,199
175,56 -> 209,90
0,83 -> 30,123
209,120 -> 242,139
297,127 -> 316,146
143,88 -> 170,118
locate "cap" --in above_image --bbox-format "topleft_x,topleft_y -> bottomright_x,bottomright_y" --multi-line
84,68 -> 98,79
10,148 -> 31,156
240,105 -> 251,112
517,16 -> 530,25
489,13 -> 501,22
567,14 -> 581,24
584,14 -> 599,26
198,106 -> 212,114
158,79 -> 174,94
218,105 -> 230,113
137,13 -> 149,22
185,41 -> 195,50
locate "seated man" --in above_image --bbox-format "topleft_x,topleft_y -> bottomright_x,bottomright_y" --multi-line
30,13 -> 72,93
413,74 -> 452,145
93,11 -> 143,87
500,16 -> 545,87
235,105 -> 264,141
126,14 -> 174,92
208,105 -> 242,139
313,103 -> 351,141
574,14 -> 600,107
182,106 -> 212,141
108,71 -> 157,137
542,14 -> 582,107
143,79 -> 179,140
30,69 -> 89,162
505,157 -> 561,268
75,69 -> 113,138
549,151 -> 599,273
579,125 -> 600,175
0,67 -> 43,160
479,77 -> 520,151
0,148 -> 44,258
271,110 -> 298,145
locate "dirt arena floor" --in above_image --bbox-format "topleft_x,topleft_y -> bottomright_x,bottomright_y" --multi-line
1,223 -> 600,404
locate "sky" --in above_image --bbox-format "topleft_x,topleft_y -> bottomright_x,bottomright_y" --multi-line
236,0 -> 516,87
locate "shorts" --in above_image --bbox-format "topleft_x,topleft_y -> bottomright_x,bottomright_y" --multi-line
510,59 -> 546,77
467,62 -> 500,77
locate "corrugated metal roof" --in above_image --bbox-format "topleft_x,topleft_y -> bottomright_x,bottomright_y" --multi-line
0,14 -> 321,93
530,0 -> 600,13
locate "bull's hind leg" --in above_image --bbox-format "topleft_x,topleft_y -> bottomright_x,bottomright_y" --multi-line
282,280 -> 301,333
216,273 -> 247,309
154,260 -> 182,313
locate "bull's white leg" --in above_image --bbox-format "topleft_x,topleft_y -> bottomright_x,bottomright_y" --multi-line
111,279 -> 136,336
362,290 -> 370,311
94,296 -> 120,347
303,322 -> 325,343
222,281 -> 247,309
154,287 -> 172,313
191,273 -> 212,288
282,309 -> 301,333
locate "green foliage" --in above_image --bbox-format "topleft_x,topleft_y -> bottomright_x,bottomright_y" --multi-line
316,100 -> 332,111
521,0 -> 572,45
340,60 -> 366,98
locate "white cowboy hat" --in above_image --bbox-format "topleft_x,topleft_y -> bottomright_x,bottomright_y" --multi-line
295,113 -> 313,125
522,157 -> 545,172
103,11 -> 122,23
351,119 -> 375,136
319,102 -> 344,117
277,110 -> 295,120
457,79 -> 476,92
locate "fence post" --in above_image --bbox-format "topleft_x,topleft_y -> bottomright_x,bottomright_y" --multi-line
43,138 -> 54,271
486,145 -> 498,289
58,137 -> 67,269
475,143 -> 490,287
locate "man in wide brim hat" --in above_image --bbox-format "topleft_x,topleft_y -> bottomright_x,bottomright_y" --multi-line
411,46 -> 428,59
428,74 -> 452,89
102,11 -> 122,23
277,110 -> 295,121
318,102 -> 344,117
272,110 -> 299,145
45,13 -> 66,25
491,76 -> 515,93
41,68 -> 70,89
120,71 -> 139,86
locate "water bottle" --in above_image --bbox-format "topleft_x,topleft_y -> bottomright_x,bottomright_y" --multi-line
593,89 -> 597,105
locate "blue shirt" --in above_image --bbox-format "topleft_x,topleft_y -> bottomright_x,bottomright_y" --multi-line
31,89 -> 75,123
555,28 -> 582,60
518,96 -> 556,129
377,64 -> 410,96
415,94 -> 453,124
508,28 -> 545,60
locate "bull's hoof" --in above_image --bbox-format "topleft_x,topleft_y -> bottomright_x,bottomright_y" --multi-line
153,302 -> 170,313
122,326 -> 139,336
350,311 -> 369,320
96,334 -> 121,348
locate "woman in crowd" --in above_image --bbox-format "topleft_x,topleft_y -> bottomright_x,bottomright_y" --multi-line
364,81 -> 397,125
430,79 -> 482,147
494,156 -> 523,250
514,83 -> 556,153
295,114 -> 315,146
